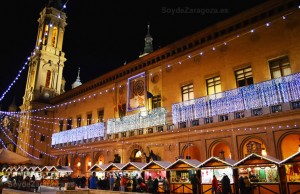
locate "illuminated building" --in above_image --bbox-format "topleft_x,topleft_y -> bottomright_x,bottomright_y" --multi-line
11,0 -> 300,184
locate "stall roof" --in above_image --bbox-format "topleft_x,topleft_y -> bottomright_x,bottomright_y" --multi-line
16,166 -> 28,172
41,166 -> 55,172
280,151 -> 300,165
55,166 -> 73,173
104,163 -> 126,171
122,162 -> 147,171
233,153 -> 281,167
2,167 -> 6,172
199,157 -> 236,168
88,164 -> 110,172
142,161 -> 172,170
167,159 -> 202,170
28,166 -> 41,172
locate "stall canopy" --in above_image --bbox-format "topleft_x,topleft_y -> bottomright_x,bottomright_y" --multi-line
233,153 -> 281,167
199,157 -> 236,168
280,151 -> 300,165
55,166 -> 73,173
104,163 -> 126,172
142,160 -> 172,170
167,159 -> 202,170
88,164 -> 110,172
122,162 -> 147,171
41,166 -> 56,172
0,149 -> 31,164
28,166 -> 41,172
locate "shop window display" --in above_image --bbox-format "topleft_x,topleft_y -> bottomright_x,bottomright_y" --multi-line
238,166 -> 279,182
201,168 -> 233,184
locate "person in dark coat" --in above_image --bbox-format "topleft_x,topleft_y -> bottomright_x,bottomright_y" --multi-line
221,175 -> 232,194
81,176 -> 86,188
153,178 -> 159,194
190,174 -> 200,194
76,175 -> 81,188
238,176 -> 245,194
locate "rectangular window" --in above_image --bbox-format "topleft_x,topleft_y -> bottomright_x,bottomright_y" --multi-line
152,95 -> 161,108
206,76 -> 221,96
59,120 -> 64,132
235,67 -> 253,87
76,116 -> 81,127
40,135 -> 45,142
39,153 -> 43,159
181,84 -> 194,101
97,109 -> 104,122
87,113 -> 92,125
269,56 -> 291,78
67,118 -> 72,130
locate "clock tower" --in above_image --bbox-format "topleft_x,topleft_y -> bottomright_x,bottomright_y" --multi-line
17,1 -> 67,164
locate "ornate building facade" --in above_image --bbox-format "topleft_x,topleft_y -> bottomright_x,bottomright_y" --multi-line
13,0 -> 300,181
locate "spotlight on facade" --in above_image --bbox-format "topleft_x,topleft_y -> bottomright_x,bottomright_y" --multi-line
88,161 -> 91,167
99,160 -> 103,165
261,148 -> 267,156
77,162 -> 81,167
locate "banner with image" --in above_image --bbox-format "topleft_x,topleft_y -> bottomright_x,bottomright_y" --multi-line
127,72 -> 146,111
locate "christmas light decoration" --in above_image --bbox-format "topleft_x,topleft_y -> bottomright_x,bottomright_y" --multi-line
107,107 -> 167,134
51,122 -> 105,146
172,73 -> 300,123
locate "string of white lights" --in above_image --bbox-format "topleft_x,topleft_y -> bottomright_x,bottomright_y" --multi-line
0,137 -> 7,149
1,8 -> 298,115
0,125 -> 39,160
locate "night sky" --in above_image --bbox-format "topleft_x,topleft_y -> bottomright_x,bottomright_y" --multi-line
0,0 -> 266,110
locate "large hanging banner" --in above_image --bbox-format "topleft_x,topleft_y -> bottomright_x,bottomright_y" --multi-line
127,72 -> 146,111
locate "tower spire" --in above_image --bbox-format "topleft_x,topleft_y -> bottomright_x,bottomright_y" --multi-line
139,23 -> 153,58
72,67 -> 82,89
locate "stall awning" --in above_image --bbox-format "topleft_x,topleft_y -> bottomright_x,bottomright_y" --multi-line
88,164 -> 110,172
142,161 -> 172,170
199,157 -> 236,168
280,151 -> 300,165
28,166 -> 41,172
55,166 -> 73,173
233,153 -> 280,167
104,163 -> 126,172
121,162 -> 147,171
167,159 -> 202,170
41,166 -> 55,172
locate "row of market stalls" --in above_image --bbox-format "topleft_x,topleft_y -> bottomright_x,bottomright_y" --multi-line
1,165 -> 73,187
88,152 -> 300,194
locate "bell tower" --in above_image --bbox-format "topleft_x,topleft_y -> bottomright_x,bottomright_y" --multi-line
22,1 -> 67,106
17,1 -> 67,163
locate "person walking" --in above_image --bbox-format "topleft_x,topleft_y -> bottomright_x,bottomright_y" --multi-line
109,174 -> 115,190
244,176 -> 251,194
221,174 -> 232,194
162,177 -> 169,194
89,172 -> 98,189
190,174 -> 200,194
147,176 -> 154,193
212,175 -> 218,194
238,176 -> 245,194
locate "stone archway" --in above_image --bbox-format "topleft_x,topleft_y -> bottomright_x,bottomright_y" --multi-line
182,144 -> 201,160
127,144 -> 146,162
94,151 -> 105,165
73,156 -> 81,177
56,157 -> 61,166
240,136 -> 266,158
209,140 -> 231,159
278,133 -> 300,159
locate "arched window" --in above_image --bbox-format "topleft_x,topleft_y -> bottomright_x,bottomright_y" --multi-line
45,70 -> 51,88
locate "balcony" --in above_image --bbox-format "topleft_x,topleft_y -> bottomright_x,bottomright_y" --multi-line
51,122 -> 105,146
172,73 -> 300,124
107,107 -> 167,134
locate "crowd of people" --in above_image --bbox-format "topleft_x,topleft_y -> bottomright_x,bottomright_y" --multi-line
86,172 -> 169,193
